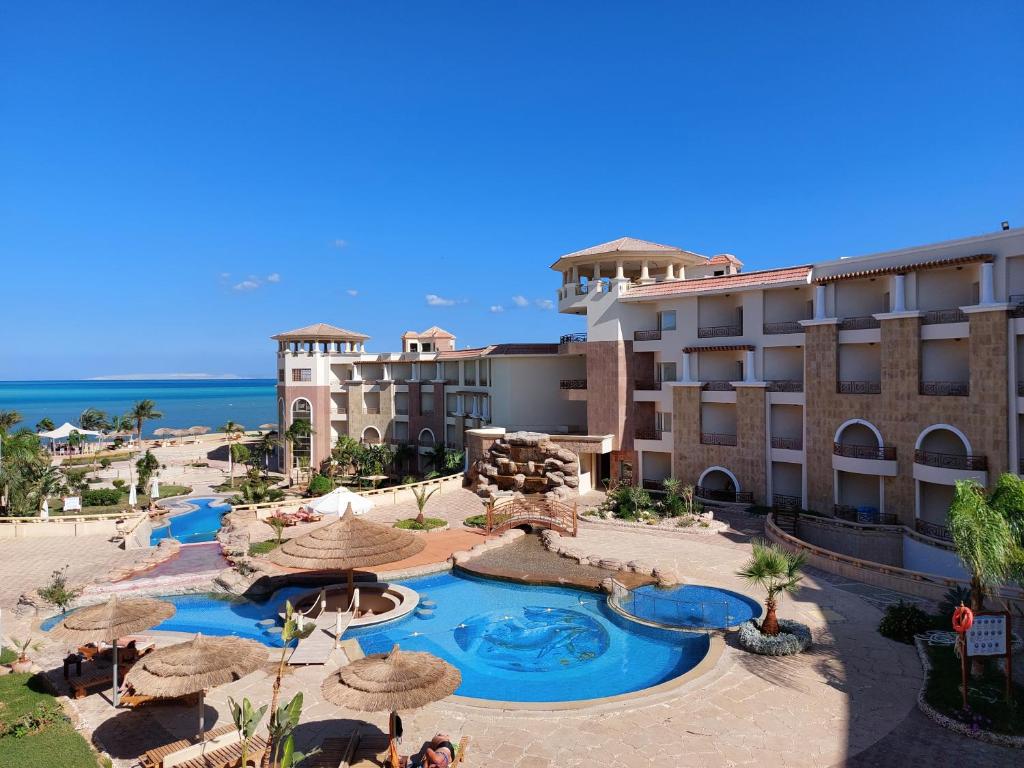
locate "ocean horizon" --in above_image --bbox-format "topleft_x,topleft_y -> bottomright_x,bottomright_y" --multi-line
0,379 -> 277,436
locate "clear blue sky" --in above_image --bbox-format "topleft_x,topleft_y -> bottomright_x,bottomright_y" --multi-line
2,2 -> 1021,380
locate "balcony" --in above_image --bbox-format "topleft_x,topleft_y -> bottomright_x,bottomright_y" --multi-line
915,518 -> 953,542
834,504 -> 898,525
837,380 -> 881,395
634,428 -> 664,441
920,308 -> 967,325
766,379 -> 803,393
833,442 -> 896,460
696,486 -> 753,504
697,323 -> 743,339
772,493 -> 802,511
919,381 -> 969,397
559,379 -> 587,390
913,449 -> 987,471
1018,381 -> 1024,397
560,332 -> 587,344
763,321 -> 804,335
838,315 -> 881,331
634,380 -> 661,391
702,381 -> 735,392
633,329 -> 662,341
771,436 -> 802,450
701,432 -> 737,446
420,409 -> 435,416
395,408 -> 409,416
1010,294 -> 1024,318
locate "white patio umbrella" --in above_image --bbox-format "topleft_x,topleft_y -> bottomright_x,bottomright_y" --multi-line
150,478 -> 160,499
40,498 -> 49,519
305,487 -> 374,516
128,483 -> 137,508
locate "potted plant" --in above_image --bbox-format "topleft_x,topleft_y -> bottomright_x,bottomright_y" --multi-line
6,636 -> 43,673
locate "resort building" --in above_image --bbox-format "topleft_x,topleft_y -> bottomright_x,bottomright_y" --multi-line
274,226 -> 1024,542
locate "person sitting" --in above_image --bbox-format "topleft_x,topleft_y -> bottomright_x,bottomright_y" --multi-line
403,734 -> 455,768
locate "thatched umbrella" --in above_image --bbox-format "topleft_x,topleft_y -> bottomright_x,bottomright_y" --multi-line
321,644 -> 461,768
188,425 -> 210,445
50,595 -> 175,706
152,427 -> 177,439
268,506 -> 425,600
123,634 -> 268,739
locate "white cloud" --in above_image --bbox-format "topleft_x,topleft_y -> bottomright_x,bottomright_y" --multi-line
346,289 -> 359,297
266,273 -> 281,283
219,272 -> 231,280
489,305 -> 504,313
534,298 -> 555,310
233,279 -> 261,292
511,295 -> 529,308
425,294 -> 457,307
331,239 -> 348,249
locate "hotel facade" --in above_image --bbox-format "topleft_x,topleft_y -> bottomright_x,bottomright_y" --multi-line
276,226 -> 1024,540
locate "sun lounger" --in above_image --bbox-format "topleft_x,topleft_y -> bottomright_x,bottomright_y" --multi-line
305,729 -> 362,768
69,667 -> 115,699
119,691 -> 203,709
451,737 -> 469,767
141,725 -> 235,768
166,733 -> 268,768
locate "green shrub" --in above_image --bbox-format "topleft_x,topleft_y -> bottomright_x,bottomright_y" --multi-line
878,600 -> 934,644
394,517 -> 446,531
111,479 -> 126,491
463,514 -> 487,528
306,474 -> 332,497
99,458 -> 111,469
82,488 -> 122,507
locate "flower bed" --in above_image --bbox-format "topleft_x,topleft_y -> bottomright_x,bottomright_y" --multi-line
737,619 -> 812,656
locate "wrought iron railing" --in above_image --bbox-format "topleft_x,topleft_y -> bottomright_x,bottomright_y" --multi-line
1010,294 -> 1024,318
1018,381 -> 1024,397
763,321 -> 804,335
766,379 -> 803,392
919,381 -> 969,397
837,380 -> 881,394
560,332 -> 587,344
833,442 -> 897,460
833,504 -> 898,525
913,449 -> 987,471
920,308 -> 967,325
701,432 -> 737,446
702,380 -> 735,391
634,380 -> 661,390
697,323 -> 743,338
915,518 -> 953,542
635,428 -> 664,441
771,436 -> 802,450
695,486 -> 753,504
633,329 -> 662,341
559,379 -> 587,390
772,494 -> 802,511
838,315 -> 881,330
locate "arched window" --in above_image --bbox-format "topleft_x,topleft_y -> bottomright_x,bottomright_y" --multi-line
290,398 -> 312,467
418,428 -> 435,447
362,426 -> 382,445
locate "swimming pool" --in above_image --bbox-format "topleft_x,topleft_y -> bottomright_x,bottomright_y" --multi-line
150,497 -> 231,545
46,573 -> 710,703
617,584 -> 762,629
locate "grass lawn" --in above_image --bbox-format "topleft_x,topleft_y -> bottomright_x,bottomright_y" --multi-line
46,484 -> 194,516
0,674 -> 99,768
60,451 -> 132,467
395,517 -> 446,530
248,538 -> 287,556
0,647 -> 15,664
924,644 -> 1024,736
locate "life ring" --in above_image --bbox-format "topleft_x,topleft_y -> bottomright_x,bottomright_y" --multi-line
952,604 -> 973,633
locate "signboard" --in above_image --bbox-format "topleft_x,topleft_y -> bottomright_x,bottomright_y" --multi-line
62,496 -> 82,512
966,613 -> 1008,657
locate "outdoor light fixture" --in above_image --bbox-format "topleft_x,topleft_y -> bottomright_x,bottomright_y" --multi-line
1003,221 -> 1011,230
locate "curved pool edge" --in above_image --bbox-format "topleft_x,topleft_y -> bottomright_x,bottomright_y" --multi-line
447,633 -> 724,712
606,591 -> 764,632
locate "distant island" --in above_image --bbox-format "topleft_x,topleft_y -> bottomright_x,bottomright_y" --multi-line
87,373 -> 245,381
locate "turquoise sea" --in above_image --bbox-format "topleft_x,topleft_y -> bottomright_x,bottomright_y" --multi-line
0,379 -> 276,436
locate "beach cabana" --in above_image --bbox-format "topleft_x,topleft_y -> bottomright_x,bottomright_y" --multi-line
320,644 -> 461,768
123,633 -> 267,739
305,486 -> 374,516
50,595 -> 175,706
37,422 -> 102,452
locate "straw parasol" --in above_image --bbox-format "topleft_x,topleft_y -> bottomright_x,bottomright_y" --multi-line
268,506 -> 425,599
50,595 -> 176,706
188,425 -> 210,444
258,423 -> 277,431
321,644 -> 461,768
152,427 -> 177,438
123,634 -> 268,738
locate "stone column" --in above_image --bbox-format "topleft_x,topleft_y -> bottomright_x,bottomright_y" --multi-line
744,349 -> 756,382
682,352 -> 693,382
980,261 -> 995,304
665,263 -> 676,280
891,274 -> 906,312
615,260 -> 625,280
814,284 -> 827,319
640,260 -> 650,281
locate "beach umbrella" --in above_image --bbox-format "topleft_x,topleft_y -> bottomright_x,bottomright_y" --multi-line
259,423 -> 277,431
187,426 -> 210,444
305,487 -> 374,516
320,644 -> 461,768
50,596 -> 175,706
150,478 -> 160,499
123,634 -> 267,739
128,483 -> 137,508
40,498 -> 49,519
268,506 -> 424,601
152,428 -> 176,438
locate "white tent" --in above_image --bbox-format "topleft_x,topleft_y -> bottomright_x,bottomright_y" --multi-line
304,486 -> 374,516
128,484 -> 137,508
40,499 -> 49,519
37,422 -> 102,440
150,478 -> 160,499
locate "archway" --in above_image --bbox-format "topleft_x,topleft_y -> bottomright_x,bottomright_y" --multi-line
361,426 -> 382,445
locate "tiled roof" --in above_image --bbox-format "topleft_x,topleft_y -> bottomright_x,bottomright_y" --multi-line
435,346 -> 494,360
402,326 -> 456,339
561,237 -> 690,259
272,323 -> 369,340
709,253 -> 743,266
814,253 -> 992,284
625,265 -> 812,299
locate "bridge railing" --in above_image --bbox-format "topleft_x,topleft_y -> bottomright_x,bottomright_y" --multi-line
484,497 -> 578,536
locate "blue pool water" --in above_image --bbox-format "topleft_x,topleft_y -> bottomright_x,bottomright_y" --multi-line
620,584 -> 762,629
150,498 -> 231,545
46,573 -> 710,702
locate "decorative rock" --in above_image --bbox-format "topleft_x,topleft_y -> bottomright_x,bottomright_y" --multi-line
563,475 -> 579,489
513,473 -> 526,491
545,472 -> 565,486
599,577 -> 616,594
599,558 -> 623,570
653,567 -> 681,587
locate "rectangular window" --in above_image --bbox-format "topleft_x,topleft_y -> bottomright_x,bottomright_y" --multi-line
277,369 -> 285,382
657,362 -> 677,383
292,368 -> 311,382
409,343 -> 418,352
658,310 -> 677,331
655,411 -> 672,432
422,342 -> 432,352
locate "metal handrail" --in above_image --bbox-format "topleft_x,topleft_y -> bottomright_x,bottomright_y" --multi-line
919,381 -> 969,396
633,329 -> 662,341
766,379 -> 803,392
837,380 -> 881,394
920,308 -> 967,325
559,332 -> 587,344
635,428 -> 664,440
771,436 -> 802,450
702,380 -> 735,391
913,449 -> 987,471
695,486 -> 753,504
700,432 -> 737,446
838,315 -> 881,330
559,379 -> 587,390
697,323 -> 742,338
772,494 -> 802,511
762,321 -> 804,335
833,442 -> 896,460
915,518 -> 953,542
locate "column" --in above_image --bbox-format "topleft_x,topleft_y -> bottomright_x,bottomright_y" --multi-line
410,362 -> 419,382
814,284 -> 827,319
458,361 -> 465,385
665,263 -> 676,280
980,261 -> 995,304
891,273 -> 906,312
381,362 -> 390,381
615,260 -> 625,280
640,260 -> 650,281
744,349 -> 756,382
682,352 -> 693,382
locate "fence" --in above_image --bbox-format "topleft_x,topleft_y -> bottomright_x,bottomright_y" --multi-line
608,579 -> 735,630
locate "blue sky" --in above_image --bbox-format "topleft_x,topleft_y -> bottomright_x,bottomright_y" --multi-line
2,2 -> 1022,380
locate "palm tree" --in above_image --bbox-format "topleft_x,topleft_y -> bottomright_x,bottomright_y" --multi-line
736,540 -> 806,636
228,443 -> 251,488
29,465 -> 64,513
426,443 -> 449,474
251,431 -> 278,477
128,400 -> 163,444
35,418 -> 55,432
79,408 -> 109,432
392,442 -> 416,476
411,484 -> 439,525
0,410 -> 22,435
948,479 -> 1016,614
283,421 -> 314,485
220,421 -> 246,441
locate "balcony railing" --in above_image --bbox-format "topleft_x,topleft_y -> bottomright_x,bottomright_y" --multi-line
420,409 -> 435,416
833,442 -> 896,460
702,380 -> 735,391
837,380 -> 881,395
560,332 -> 587,344
395,409 -> 409,416
697,323 -> 743,338
920,308 -> 967,325
766,379 -> 803,393
913,449 -> 987,471
838,315 -> 881,330
915,518 -> 953,542
1010,294 -> 1024,318
559,379 -> 587,390
634,428 -> 664,441
365,407 -> 381,415
696,486 -> 753,504
772,493 -> 802,511
833,504 -> 898,525
634,380 -> 661,391
771,436 -> 802,450
763,321 -> 804,335
701,432 -> 737,446
633,329 -> 662,341
919,381 -> 969,397
1018,381 -> 1024,397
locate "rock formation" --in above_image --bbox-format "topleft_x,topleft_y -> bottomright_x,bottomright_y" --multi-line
467,431 -> 580,502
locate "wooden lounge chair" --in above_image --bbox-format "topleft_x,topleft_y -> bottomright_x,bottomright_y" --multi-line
451,737 -> 469,767
69,667 -> 115,699
305,729 -> 362,768
119,691 -> 203,709
166,734 -> 268,768
141,725 -> 235,768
